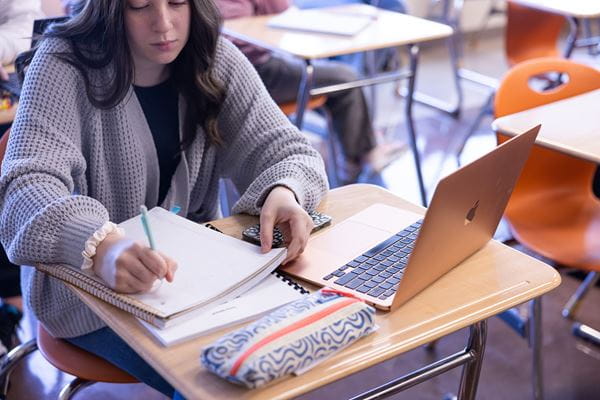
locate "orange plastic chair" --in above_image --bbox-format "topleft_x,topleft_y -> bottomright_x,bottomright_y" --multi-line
456,1 -> 568,162
505,1 -> 566,67
37,324 -> 138,399
277,95 -> 327,116
495,57 -> 600,342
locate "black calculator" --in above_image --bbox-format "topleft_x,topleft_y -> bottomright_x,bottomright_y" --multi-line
242,211 -> 332,248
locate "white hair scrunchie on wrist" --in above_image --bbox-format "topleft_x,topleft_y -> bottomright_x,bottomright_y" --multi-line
81,221 -> 125,270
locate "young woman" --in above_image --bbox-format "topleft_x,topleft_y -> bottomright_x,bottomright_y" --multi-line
0,0 -> 327,396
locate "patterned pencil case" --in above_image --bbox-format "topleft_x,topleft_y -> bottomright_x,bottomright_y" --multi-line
200,289 -> 376,388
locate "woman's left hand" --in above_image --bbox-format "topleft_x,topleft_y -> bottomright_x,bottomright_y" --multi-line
260,186 -> 314,264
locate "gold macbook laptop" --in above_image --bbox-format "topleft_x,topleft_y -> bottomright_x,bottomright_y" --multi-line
283,126 -> 540,311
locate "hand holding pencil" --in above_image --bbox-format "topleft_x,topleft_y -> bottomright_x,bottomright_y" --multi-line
92,210 -> 178,294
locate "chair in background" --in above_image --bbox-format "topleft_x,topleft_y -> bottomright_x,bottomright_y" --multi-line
494,57 -> 600,397
455,0 -> 567,161
504,1 -> 565,66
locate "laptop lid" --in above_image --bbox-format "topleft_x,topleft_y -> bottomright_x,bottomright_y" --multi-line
389,125 -> 539,309
283,125 -> 540,310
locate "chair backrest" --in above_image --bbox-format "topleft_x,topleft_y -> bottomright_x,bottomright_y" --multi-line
495,58 -> 600,117
495,58 -> 600,217
278,96 -> 327,116
505,1 -> 565,66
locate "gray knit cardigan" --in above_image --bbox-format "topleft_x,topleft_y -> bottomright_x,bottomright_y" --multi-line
0,37 -> 328,338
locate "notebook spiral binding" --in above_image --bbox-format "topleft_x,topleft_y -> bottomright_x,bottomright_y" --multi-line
35,263 -> 162,326
272,271 -> 310,295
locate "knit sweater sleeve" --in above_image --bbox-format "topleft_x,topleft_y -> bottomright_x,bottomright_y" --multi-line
214,38 -> 329,215
0,38 -> 109,268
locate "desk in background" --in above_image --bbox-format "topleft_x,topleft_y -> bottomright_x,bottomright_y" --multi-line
224,6 -> 453,206
493,87 -> 600,347
492,88 -> 600,163
70,184 -> 560,400
512,0 -> 600,57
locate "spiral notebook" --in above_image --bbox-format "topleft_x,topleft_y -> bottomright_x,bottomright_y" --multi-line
36,207 -> 287,329
139,271 -> 309,346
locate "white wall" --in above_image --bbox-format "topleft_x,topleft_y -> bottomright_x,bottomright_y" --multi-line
42,0 -> 66,17
404,0 -> 506,32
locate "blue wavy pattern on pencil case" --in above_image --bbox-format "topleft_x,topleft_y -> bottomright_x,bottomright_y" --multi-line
204,293 -> 338,358
200,291 -> 375,388
236,311 -> 374,388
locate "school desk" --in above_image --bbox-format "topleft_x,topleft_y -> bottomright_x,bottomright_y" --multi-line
223,5 -> 453,206
493,88 -> 600,163
69,184 -> 560,400
512,0 -> 600,57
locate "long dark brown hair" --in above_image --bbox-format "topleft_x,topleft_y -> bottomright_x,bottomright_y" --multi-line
17,0 -> 226,147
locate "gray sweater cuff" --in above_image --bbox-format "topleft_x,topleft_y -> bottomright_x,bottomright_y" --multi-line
255,177 -> 307,210
56,214 -> 106,268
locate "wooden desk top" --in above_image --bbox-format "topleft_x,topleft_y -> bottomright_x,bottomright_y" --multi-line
512,0 -> 600,18
223,5 -> 453,60
492,89 -> 600,163
72,184 -> 560,400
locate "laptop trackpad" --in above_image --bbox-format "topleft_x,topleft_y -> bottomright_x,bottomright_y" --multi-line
312,219 -> 397,258
312,203 -> 422,258
283,204 -> 423,282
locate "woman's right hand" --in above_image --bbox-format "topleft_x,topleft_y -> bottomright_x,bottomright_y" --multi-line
92,232 -> 178,294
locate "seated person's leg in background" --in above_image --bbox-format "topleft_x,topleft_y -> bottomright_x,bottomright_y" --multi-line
254,55 -> 375,184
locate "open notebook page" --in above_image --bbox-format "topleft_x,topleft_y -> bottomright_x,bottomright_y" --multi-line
119,207 -> 286,318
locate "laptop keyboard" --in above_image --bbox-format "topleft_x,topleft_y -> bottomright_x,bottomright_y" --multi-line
323,219 -> 423,300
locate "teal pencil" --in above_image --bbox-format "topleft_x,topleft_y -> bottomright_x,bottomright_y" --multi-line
140,205 -> 157,250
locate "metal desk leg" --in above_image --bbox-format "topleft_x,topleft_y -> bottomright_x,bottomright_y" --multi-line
498,297 -> 544,400
0,339 -> 38,398
443,0 -> 465,117
405,44 -> 428,207
349,320 -> 487,400
562,271 -> 598,319
294,59 -> 315,129
456,321 -> 487,400
573,322 -> 600,346
529,297 -> 544,400
564,17 -> 580,58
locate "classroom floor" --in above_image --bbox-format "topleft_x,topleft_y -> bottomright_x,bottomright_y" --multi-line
4,32 -> 600,400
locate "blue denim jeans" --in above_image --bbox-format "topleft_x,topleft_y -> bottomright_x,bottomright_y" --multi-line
66,327 -> 184,399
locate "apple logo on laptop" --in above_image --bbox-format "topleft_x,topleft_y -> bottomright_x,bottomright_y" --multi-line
464,200 -> 479,226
